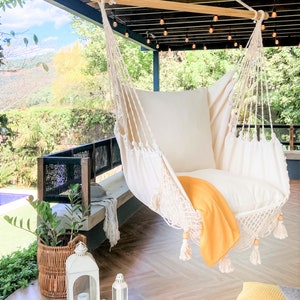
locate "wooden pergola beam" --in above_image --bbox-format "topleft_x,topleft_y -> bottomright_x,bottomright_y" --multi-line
103,0 -> 269,20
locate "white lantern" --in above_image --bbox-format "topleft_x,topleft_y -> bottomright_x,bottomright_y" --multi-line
66,241 -> 100,300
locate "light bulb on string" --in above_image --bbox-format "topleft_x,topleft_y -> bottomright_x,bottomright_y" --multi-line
208,24 -> 214,34
213,15 -> 218,22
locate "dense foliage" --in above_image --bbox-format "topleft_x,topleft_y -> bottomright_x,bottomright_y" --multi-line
0,241 -> 37,299
0,108 -> 115,187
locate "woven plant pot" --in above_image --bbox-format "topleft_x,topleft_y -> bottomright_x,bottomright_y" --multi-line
37,234 -> 87,299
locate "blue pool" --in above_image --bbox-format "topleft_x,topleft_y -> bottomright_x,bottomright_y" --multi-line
0,193 -> 29,206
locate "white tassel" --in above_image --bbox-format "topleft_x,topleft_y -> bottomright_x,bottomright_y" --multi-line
218,255 -> 234,273
250,239 -> 261,265
179,232 -> 192,261
151,195 -> 161,211
273,214 -> 288,239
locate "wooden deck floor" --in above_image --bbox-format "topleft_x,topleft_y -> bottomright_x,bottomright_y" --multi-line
8,180 -> 300,300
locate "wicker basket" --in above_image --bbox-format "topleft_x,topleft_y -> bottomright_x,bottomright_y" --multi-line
37,234 -> 87,299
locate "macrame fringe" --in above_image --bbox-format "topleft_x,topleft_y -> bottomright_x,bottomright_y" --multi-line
218,255 -> 234,273
250,239 -> 261,265
273,214 -> 288,239
179,231 -> 192,261
151,195 -> 161,212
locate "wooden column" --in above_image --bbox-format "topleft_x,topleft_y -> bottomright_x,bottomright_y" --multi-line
81,157 -> 91,215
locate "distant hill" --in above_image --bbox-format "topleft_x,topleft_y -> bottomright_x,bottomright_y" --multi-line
0,53 -> 55,110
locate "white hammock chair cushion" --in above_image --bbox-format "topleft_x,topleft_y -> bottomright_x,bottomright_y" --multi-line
137,87 -> 216,172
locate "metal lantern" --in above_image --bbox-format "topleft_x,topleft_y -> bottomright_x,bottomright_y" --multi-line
66,241 -> 100,300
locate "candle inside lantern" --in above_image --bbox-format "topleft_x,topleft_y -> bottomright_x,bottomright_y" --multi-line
77,292 -> 89,300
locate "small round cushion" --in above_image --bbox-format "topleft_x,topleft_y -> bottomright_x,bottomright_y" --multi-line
237,282 -> 285,300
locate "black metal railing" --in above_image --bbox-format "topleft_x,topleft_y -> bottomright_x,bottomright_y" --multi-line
236,124 -> 300,150
37,137 -> 121,206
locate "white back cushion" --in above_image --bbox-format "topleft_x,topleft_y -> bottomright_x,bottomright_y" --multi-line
136,88 -> 215,172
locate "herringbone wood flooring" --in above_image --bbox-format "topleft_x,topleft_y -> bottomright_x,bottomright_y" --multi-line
93,180 -> 300,300
7,181 -> 300,300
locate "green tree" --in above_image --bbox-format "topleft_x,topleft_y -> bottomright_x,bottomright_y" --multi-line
266,47 -> 300,124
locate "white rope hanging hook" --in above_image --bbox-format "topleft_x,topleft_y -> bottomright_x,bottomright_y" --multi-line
235,0 -> 257,22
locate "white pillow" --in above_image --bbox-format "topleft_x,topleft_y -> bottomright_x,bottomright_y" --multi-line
137,88 -> 215,172
90,183 -> 107,202
176,169 -> 285,214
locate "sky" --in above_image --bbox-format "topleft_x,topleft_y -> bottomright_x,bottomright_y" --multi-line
1,0 -> 79,59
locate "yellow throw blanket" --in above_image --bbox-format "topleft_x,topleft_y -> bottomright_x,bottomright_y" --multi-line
178,176 -> 240,266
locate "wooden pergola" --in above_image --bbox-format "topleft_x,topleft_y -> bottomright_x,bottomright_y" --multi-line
44,0 -> 300,90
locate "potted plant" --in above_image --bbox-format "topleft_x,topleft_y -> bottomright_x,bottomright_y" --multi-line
4,184 -> 89,299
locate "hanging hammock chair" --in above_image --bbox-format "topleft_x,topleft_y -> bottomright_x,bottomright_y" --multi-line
98,1 -> 290,273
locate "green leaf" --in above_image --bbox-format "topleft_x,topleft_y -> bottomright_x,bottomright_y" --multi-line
26,219 -> 31,231
23,37 -> 28,46
33,34 -> 38,45
42,63 -> 49,72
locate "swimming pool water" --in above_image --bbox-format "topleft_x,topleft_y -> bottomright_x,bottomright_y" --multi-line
0,193 -> 29,206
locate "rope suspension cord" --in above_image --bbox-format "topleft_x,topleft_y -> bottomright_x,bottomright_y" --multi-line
235,0 -> 257,21
228,10 -> 275,140
99,0 -> 158,150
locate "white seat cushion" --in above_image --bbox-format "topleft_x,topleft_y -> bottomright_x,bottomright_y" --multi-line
137,88 -> 216,172
176,169 -> 285,214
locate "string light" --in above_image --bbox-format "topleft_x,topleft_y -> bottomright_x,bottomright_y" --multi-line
160,17 -> 165,25
271,8 -> 277,18
203,44 -> 207,50
275,38 -> 279,45
163,27 -> 168,36
156,42 -> 160,49
125,29 -> 129,38
227,33 -> 232,41
208,24 -> 214,34
185,34 -> 189,43
234,41 -> 238,47
192,43 -> 196,49
113,18 -> 118,28
272,29 -> 277,38
213,15 -> 218,22
261,22 -> 266,31
146,33 -> 151,44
